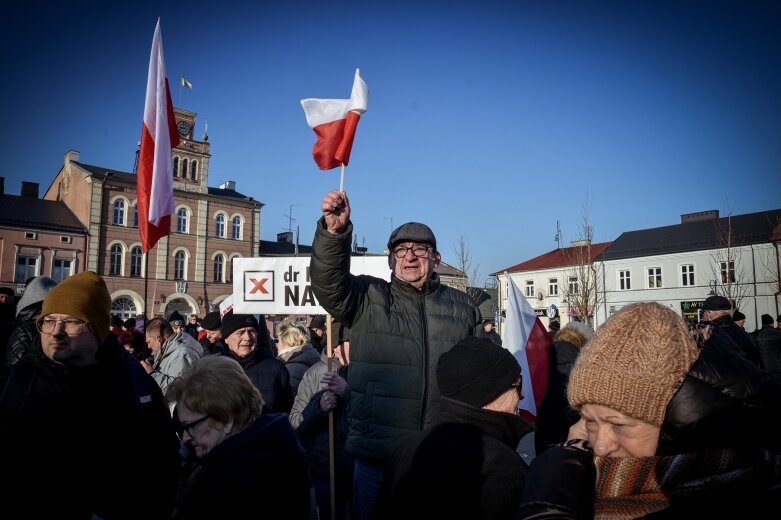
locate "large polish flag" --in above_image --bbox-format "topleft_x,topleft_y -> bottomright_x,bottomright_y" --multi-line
503,272 -> 552,423
301,68 -> 368,170
137,19 -> 180,252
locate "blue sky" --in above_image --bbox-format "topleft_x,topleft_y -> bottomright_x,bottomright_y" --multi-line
4,1 -> 780,287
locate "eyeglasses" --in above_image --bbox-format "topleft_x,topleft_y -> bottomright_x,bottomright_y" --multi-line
180,415 -> 211,436
393,245 -> 432,259
36,317 -> 89,336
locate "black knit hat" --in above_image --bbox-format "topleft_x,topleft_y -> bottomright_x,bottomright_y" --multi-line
310,315 -> 326,330
732,310 -> 746,321
762,314 -> 774,326
200,310 -> 222,331
168,310 -> 185,327
220,310 -> 259,338
123,317 -> 136,329
111,315 -> 124,328
437,336 -> 521,408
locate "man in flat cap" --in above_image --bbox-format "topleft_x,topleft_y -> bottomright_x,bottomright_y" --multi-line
701,295 -> 762,367
311,190 -> 483,519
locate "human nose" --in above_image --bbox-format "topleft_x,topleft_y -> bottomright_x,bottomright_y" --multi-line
51,321 -> 68,337
591,426 -> 619,457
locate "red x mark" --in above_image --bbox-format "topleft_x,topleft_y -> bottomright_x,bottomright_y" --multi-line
249,277 -> 269,294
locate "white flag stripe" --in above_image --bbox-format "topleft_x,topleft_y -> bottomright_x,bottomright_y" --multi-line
503,273 -> 539,415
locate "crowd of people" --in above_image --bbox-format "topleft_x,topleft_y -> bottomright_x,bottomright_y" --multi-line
1,190 -> 781,519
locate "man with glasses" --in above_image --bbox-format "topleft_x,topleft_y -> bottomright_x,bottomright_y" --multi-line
0,271 -> 180,519
311,190 -> 483,519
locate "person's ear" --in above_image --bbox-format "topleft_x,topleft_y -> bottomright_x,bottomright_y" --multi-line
388,255 -> 395,270
433,251 -> 441,268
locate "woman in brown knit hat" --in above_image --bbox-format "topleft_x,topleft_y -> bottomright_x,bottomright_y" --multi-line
517,302 -> 781,519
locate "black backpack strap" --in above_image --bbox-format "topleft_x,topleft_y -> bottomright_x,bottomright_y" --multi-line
0,361 -> 37,428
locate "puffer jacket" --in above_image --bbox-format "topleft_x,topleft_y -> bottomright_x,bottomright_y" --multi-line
310,218 -> 483,464
5,302 -> 41,366
152,331 -> 204,396
517,325 -> 781,519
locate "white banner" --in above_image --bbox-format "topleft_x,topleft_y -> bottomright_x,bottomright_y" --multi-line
232,257 -> 390,314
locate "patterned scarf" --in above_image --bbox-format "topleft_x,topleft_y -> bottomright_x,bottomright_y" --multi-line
593,449 -> 771,519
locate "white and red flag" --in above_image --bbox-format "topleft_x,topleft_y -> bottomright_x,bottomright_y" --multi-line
503,272 -> 552,423
137,19 -> 179,252
301,68 -> 368,171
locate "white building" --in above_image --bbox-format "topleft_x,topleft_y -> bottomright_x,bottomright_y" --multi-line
494,208 -> 781,336
596,209 -> 781,330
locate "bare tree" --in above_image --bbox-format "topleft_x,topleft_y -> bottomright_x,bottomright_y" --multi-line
710,207 -> 751,309
452,233 -> 484,302
563,201 -> 602,328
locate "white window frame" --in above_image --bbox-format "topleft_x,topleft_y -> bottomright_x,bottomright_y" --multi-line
568,276 -> 579,295
647,267 -> 662,288
108,242 -> 125,276
618,270 -> 631,291
720,261 -> 735,283
680,264 -> 695,287
215,213 -> 226,238
524,280 -> 534,297
548,278 -> 558,297
52,258 -> 73,283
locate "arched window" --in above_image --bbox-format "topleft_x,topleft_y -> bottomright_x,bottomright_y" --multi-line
109,244 -> 123,275
174,251 -> 186,280
177,208 -> 188,233
130,246 -> 143,277
112,200 -> 125,225
232,216 -> 241,240
132,205 -> 138,228
182,158 -> 189,179
190,160 -> 198,180
111,297 -> 137,321
214,254 -> 224,282
173,157 -> 179,177
215,214 -> 225,238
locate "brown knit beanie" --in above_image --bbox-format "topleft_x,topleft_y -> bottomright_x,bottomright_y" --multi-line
567,302 -> 700,426
41,271 -> 111,340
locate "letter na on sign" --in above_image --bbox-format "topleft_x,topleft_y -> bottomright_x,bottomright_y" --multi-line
232,257 -> 391,315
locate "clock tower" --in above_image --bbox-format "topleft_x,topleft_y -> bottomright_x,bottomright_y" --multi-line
172,108 -> 210,194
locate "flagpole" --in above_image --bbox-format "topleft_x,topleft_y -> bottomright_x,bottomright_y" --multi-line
339,163 -> 345,192
325,315 -> 336,520
144,252 -> 149,318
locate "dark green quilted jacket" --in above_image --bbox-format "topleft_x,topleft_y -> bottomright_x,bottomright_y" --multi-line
310,218 -> 483,463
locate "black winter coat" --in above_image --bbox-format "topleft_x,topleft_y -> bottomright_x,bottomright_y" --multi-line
4,302 -> 40,366
173,413 -> 312,520
517,326 -> 781,519
0,334 -> 181,520
280,343 -> 321,395
375,397 -> 534,520
310,218 -> 484,463
223,347 -> 294,414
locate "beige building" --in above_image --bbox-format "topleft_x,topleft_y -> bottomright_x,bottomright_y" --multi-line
0,179 -> 88,296
43,108 -> 262,320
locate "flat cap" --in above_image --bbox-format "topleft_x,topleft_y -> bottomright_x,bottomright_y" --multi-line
387,222 -> 437,251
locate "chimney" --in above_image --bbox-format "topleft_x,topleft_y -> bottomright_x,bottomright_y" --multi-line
681,210 -> 719,224
0,176 -> 4,195
21,181 -> 39,199
219,180 -> 236,191
277,231 -> 293,244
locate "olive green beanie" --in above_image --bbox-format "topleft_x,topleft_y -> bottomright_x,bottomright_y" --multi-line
567,302 -> 700,427
41,271 -> 111,340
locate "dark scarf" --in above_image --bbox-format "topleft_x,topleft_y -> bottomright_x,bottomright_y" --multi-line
593,448 -> 775,519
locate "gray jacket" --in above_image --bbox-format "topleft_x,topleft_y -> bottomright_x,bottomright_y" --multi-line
152,331 -> 204,396
310,218 -> 483,463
